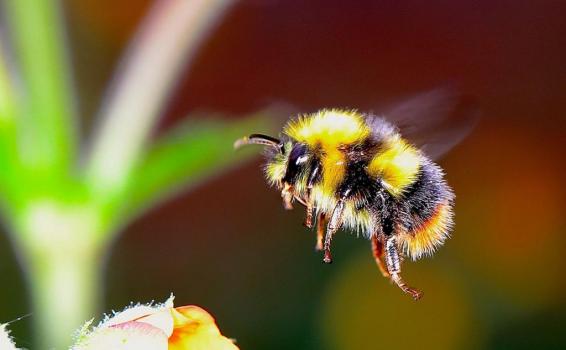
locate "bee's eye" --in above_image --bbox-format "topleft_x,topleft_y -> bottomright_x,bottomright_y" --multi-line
289,143 -> 309,164
283,143 -> 309,184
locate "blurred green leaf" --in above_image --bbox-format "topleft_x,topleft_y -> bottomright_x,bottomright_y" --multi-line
0,48 -> 16,121
0,45 -> 20,206
5,0 -> 76,175
114,109 -> 282,227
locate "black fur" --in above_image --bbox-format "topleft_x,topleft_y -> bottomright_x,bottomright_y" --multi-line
335,149 -> 452,237
397,159 -> 453,233
338,160 -> 380,204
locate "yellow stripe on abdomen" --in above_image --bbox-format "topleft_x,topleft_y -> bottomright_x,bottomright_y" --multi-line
367,137 -> 421,197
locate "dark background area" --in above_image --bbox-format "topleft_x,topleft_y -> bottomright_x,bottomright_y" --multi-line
1,1 -> 565,349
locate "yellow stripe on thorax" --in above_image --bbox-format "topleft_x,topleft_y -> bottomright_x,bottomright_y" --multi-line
284,109 -> 370,149
285,109 -> 371,198
367,137 -> 421,197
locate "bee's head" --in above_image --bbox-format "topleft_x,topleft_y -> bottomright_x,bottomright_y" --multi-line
234,134 -> 311,209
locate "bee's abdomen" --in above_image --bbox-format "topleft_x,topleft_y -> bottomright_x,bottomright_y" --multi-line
397,158 -> 454,260
366,136 -> 421,197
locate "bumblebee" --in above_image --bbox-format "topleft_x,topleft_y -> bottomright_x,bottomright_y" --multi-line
235,90 -> 475,300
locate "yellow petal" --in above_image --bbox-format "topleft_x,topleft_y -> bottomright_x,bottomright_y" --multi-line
168,306 -> 239,350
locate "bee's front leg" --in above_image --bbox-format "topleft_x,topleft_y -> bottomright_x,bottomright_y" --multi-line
281,183 -> 294,210
303,191 -> 315,228
384,235 -> 423,300
323,199 -> 345,264
303,163 -> 321,228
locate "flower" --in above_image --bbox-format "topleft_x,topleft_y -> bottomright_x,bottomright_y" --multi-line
73,295 -> 238,350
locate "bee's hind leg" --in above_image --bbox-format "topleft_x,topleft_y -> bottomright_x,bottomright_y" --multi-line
384,235 -> 423,300
371,234 -> 390,278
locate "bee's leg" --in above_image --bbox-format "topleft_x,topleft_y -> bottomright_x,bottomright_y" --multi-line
303,164 -> 321,228
315,212 -> 326,251
303,191 -> 315,228
371,234 -> 390,278
281,183 -> 294,210
323,200 -> 345,263
384,235 -> 423,300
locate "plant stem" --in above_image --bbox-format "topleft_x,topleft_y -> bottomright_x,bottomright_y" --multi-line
4,0 -> 76,174
85,0 -> 234,197
16,201 -> 103,349
0,0 -> 244,348
27,247 -> 101,350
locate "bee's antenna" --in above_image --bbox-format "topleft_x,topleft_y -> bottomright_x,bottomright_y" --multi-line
234,134 -> 283,153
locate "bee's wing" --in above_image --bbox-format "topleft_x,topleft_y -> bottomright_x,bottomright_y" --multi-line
383,89 -> 479,160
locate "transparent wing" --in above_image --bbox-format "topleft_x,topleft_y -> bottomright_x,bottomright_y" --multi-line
382,88 -> 480,160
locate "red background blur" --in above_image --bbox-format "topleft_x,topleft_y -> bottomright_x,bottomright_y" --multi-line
1,1 -> 565,349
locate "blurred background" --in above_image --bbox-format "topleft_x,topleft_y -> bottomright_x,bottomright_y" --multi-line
1,0 -> 565,349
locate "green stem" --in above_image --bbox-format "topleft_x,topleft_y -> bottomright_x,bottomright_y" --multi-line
4,0 -> 76,175
27,248 -> 101,350
16,201 -> 103,349
85,0 -> 234,196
